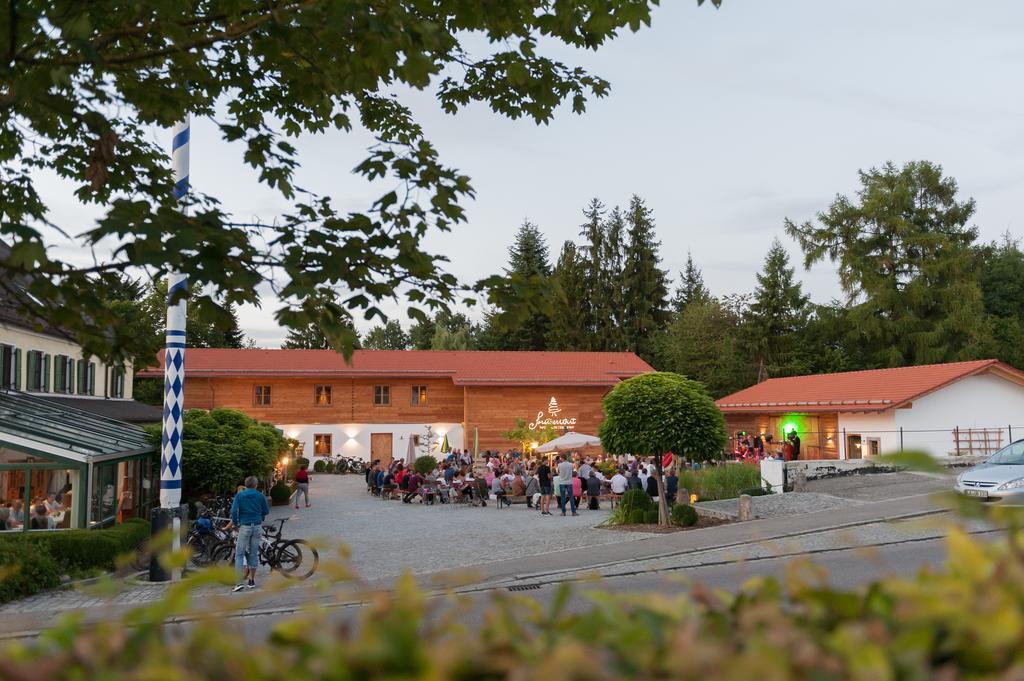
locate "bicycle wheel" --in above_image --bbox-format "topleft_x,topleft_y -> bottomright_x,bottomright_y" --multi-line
274,539 -> 319,580
336,458 -> 349,474
210,539 -> 236,565
187,533 -> 218,567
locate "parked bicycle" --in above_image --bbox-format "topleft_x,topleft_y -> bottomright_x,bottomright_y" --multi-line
210,517 -> 319,580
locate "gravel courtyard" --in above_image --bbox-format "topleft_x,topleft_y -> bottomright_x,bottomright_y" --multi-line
266,474 -> 656,580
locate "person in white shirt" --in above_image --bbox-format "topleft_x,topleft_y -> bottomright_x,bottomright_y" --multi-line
638,465 -> 650,492
610,470 -> 628,495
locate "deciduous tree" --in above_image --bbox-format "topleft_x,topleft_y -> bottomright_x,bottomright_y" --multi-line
599,372 -> 726,525
0,0 -> 716,363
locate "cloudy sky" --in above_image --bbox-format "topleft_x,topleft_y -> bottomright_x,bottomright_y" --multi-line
38,0 -> 1024,346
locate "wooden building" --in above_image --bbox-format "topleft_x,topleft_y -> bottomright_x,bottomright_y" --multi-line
139,349 -> 652,463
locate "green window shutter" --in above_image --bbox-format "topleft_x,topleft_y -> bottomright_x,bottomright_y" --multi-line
68,359 -> 75,394
54,356 -> 64,392
43,354 -> 50,392
26,352 -> 36,390
13,348 -> 20,390
76,359 -> 84,393
88,362 -> 96,395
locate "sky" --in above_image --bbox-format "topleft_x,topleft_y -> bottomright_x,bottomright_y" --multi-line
35,0 -> 1024,346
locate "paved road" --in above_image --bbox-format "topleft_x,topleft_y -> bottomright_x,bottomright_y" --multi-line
175,530 -> 985,643
0,471 -> 964,639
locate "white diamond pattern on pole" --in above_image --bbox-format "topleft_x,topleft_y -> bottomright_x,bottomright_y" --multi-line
160,117 -> 189,509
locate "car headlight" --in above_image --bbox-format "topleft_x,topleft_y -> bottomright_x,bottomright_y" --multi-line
996,478 -> 1024,491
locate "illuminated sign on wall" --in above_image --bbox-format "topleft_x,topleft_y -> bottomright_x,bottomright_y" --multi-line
529,396 -> 577,431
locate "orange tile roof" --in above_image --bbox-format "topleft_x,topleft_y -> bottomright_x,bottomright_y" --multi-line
716,360 -> 1021,414
139,349 -> 653,387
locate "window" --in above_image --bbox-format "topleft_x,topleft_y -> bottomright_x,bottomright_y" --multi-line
0,344 -> 18,390
374,385 -> 391,406
314,385 -> 332,406
313,434 -> 332,456
76,359 -> 96,396
26,351 -> 49,392
53,355 -> 74,394
108,366 -> 125,398
411,385 -> 427,406
253,384 -> 271,406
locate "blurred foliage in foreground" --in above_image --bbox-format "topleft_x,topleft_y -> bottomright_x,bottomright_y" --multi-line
2,502 -> 1024,679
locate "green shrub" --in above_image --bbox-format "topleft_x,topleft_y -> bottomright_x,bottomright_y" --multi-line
145,409 -> 287,497
270,481 -> 293,504
324,460 -> 336,474
671,503 -> 699,527
412,455 -> 438,475
287,457 -> 310,478
627,509 -> 645,524
643,510 -> 659,524
620,489 -> 653,514
0,540 -> 61,604
697,463 -> 762,501
313,459 -> 326,473
0,520 -> 150,602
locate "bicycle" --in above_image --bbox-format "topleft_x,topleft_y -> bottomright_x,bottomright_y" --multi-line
210,517 -> 319,580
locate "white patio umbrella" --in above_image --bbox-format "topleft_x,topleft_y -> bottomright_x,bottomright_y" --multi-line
406,436 -> 417,465
535,432 -> 602,453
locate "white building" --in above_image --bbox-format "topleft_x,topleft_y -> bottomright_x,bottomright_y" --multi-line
716,360 -> 1024,459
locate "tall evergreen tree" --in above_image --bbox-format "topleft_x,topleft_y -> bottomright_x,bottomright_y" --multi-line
621,195 -> 670,361
142,280 -> 248,350
599,206 -> 628,350
546,241 -> 592,350
363,320 -> 411,350
979,234 -> 1024,369
672,252 -> 712,312
786,161 -> 990,367
578,198 -> 607,347
479,220 -> 553,350
747,238 -> 810,380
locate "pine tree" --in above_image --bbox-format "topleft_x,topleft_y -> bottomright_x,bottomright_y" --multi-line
578,198 -> 606,346
599,206 -> 628,350
281,322 -> 335,349
747,238 -> 810,379
483,220 -> 553,350
672,252 -> 712,312
546,241 -> 592,350
363,320 -> 410,350
621,195 -> 670,361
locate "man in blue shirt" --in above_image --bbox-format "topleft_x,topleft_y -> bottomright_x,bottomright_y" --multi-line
229,476 -> 270,592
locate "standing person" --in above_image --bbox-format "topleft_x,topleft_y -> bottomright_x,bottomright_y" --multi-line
230,476 -> 270,592
586,471 -> 602,510
537,458 -> 553,516
294,462 -> 311,509
557,455 -> 578,517
610,467 -> 628,496
789,431 -> 801,460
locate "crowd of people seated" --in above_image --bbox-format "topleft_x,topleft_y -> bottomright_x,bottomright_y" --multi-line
0,492 -> 68,531
363,448 -> 689,512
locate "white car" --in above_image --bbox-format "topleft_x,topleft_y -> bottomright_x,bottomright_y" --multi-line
955,440 -> 1024,503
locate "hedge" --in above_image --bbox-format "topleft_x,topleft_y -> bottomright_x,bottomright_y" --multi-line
4,524 -> 1024,678
0,519 -> 150,604
670,503 -> 699,527
0,540 -> 62,604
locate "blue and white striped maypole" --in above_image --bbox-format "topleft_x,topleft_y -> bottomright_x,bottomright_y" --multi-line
160,116 -> 189,511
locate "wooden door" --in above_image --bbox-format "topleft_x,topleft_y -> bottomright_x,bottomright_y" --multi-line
370,433 -> 393,466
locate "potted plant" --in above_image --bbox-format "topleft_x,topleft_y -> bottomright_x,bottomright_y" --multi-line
270,479 -> 293,506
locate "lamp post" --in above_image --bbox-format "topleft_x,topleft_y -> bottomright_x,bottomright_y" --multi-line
155,116 -> 189,580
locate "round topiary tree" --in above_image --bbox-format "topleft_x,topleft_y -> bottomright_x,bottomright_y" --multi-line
413,455 -> 438,475
599,372 -> 727,526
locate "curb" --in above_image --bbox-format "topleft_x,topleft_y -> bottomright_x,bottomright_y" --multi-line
503,507 -> 948,583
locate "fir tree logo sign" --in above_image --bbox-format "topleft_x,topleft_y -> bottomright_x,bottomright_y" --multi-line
548,397 -> 561,416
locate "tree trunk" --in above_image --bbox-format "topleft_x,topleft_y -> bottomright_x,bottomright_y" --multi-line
653,457 -> 668,526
